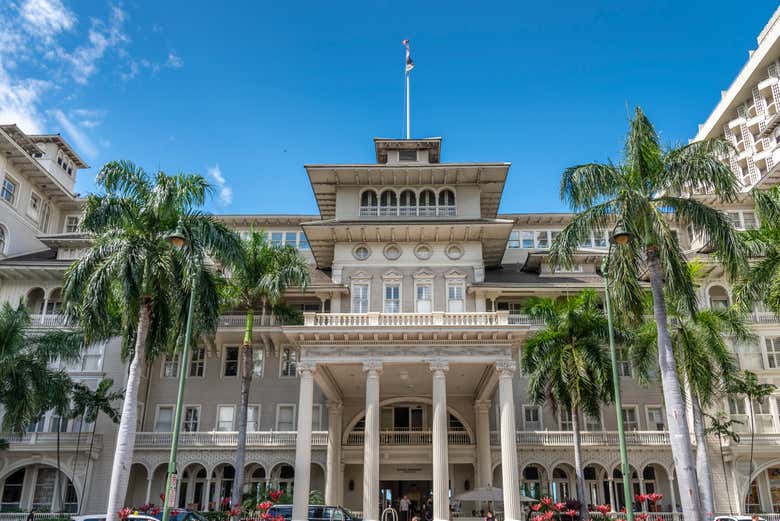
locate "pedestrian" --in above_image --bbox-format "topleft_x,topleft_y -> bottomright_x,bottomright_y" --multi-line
400,495 -> 411,521
26,508 -> 35,521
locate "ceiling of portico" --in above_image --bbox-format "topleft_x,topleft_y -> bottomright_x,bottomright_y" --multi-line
323,362 -> 489,399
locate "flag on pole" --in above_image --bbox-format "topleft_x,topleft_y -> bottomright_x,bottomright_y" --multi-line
402,39 -> 414,73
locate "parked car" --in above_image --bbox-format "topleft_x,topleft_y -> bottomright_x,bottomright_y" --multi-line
74,515 -> 159,521
266,505 -> 361,521
75,509 -> 207,521
714,517 -> 766,521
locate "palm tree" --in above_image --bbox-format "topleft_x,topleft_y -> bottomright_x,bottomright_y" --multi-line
629,264 -> 752,515
704,411 -> 742,515
735,186 -> 780,314
730,370 -> 776,491
69,379 -> 123,514
550,107 -> 745,521
521,290 -> 614,521
0,301 -> 82,433
221,230 -> 309,508
63,161 -> 241,521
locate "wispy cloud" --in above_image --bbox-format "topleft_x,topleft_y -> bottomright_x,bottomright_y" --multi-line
20,0 -> 76,42
0,64 -> 51,133
50,109 -> 97,157
207,164 -> 232,206
166,51 -> 183,69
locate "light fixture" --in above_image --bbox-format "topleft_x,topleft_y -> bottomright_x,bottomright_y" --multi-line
167,219 -> 186,249
610,226 -> 632,246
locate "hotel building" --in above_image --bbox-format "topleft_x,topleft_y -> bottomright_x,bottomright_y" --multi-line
3,8 -> 780,519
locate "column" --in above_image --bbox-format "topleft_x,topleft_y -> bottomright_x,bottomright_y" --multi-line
363,361 -> 382,521
496,360 -> 521,521
145,477 -> 153,504
608,479 -> 616,510
474,400 -> 493,489
292,361 -> 316,521
325,401 -> 344,505
202,479 -> 211,511
668,475 -> 677,514
431,360 -> 450,521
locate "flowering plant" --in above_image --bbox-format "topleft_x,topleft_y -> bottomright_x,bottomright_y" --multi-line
531,496 -> 583,521
269,490 -> 283,502
592,504 -> 611,516
118,508 -> 132,520
257,501 -> 273,512
531,504 -> 543,512
553,503 -> 566,512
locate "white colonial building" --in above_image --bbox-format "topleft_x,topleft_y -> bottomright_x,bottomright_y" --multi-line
3,8 -> 780,520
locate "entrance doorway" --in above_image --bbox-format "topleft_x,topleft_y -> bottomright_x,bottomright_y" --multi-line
380,480 -> 433,516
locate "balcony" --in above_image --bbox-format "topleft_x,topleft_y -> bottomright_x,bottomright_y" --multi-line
218,314 -> 300,329
303,311 -> 517,327
134,431 -> 327,449
488,430 -> 671,446
27,313 -> 71,329
2,432 -> 102,451
344,430 -> 472,446
750,310 -> 780,324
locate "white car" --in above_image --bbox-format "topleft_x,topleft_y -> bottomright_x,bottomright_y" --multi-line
73,515 -> 160,521
714,516 -> 766,521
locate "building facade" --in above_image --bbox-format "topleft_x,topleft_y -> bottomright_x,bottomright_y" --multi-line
3,9 -> 780,520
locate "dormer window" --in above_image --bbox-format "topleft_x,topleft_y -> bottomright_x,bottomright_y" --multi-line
399,150 -> 417,161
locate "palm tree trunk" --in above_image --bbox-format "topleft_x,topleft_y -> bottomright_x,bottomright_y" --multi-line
79,417 -> 99,514
571,407 -> 588,521
646,248 -> 703,521
690,395 -> 714,516
717,434 -> 733,515
105,300 -> 151,521
232,310 -> 255,511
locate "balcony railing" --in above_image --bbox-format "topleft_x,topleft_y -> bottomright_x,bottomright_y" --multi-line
303,311 -> 514,327
218,314 -> 301,328
135,430 -> 327,449
28,314 -> 70,328
2,432 -> 102,450
750,310 -> 780,324
359,206 -> 456,218
488,430 -> 671,446
344,430 -> 472,446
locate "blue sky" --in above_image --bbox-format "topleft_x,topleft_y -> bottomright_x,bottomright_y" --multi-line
1,1 -> 778,214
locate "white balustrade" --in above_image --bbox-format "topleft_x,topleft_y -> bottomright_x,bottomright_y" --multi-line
752,310 -> 780,324
28,314 -> 69,328
303,311 -> 512,327
343,430 -> 472,446
218,314 -> 286,328
487,430 -> 671,446
507,314 -> 546,326
134,431 -> 327,448
2,432 -> 100,448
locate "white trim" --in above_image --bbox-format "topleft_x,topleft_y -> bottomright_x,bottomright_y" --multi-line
247,403 -> 262,431
521,404 -> 543,430
279,347 -> 298,378
1,172 -> 19,207
0,221 -> 8,256
275,403 -> 297,430
153,404 -> 175,432
63,214 -> 80,233
414,278 -> 434,313
182,404 -> 201,432
644,404 -> 665,431
558,409 -> 574,430
26,190 -> 41,222
221,345 -> 239,379
160,352 -> 180,379
382,277 -> 402,314
188,346 -> 207,378
350,280 -> 370,314
446,279 -> 466,313
584,409 -> 604,431
621,404 -> 640,430
248,345 -> 264,378
215,404 -> 236,431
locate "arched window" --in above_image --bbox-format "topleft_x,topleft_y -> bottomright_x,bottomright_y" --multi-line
47,288 -> 63,314
399,190 -> 417,216
1,469 -> 25,510
379,190 -> 398,216
438,189 -> 455,216
0,225 -> 7,255
26,287 -> 46,315
419,190 -> 437,216
360,190 -> 378,216
708,285 -> 730,309
281,348 -> 297,377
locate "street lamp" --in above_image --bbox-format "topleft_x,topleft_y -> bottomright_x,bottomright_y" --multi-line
162,220 -> 198,521
602,225 -> 634,521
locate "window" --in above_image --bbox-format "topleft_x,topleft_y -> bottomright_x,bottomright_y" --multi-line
223,346 -> 239,377
552,264 -> 584,273
523,405 -> 542,430
247,405 -> 260,431
353,245 -> 370,261
766,337 -> 780,369
380,190 -> 398,216
162,353 -> 179,378
535,231 -> 549,249
271,232 -> 283,247
64,215 -> 80,233
398,150 -> 417,161
32,468 -> 56,509
0,225 -> 6,254
217,405 -> 235,431
585,413 -> 602,431
728,397 -> 746,415
49,414 -> 68,432
522,231 -> 534,248
40,201 -> 51,232
593,231 -> 607,248
622,406 -> 639,430
352,283 -> 369,313
646,406 -> 665,431
189,347 -> 205,377
298,233 -> 309,250
447,283 -> 465,312
79,343 -> 104,371
616,349 -> 632,377
312,404 -> 323,430
28,192 -> 41,219
285,231 -> 297,246
419,190 -> 436,215
280,348 -> 297,377
183,406 -> 200,432
438,189 -> 455,215
416,282 -> 433,313
360,190 -> 378,216
399,190 -> 417,216
559,409 -> 574,430
1,176 -> 17,204
276,404 -> 296,430
384,283 -> 401,313
708,285 -> 730,309
155,406 -> 174,432
508,230 -> 520,249
252,348 -> 264,377
1,468 -> 25,510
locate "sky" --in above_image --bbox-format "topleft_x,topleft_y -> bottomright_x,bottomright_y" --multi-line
1,0 -> 779,215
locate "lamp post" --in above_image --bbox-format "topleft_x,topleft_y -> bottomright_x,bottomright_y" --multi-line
602,225 -> 634,521
162,221 -> 198,521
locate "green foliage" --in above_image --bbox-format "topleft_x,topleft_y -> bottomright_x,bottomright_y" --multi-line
70,378 -> 123,424
704,411 -> 742,444
198,511 -> 228,521
0,301 -> 84,433
309,489 -> 324,505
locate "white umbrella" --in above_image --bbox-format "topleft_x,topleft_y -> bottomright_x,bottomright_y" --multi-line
453,486 -> 536,503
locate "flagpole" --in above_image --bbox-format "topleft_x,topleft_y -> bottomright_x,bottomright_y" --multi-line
405,71 -> 410,139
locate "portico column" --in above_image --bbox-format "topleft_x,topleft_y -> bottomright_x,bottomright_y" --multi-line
668,475 -> 677,513
145,476 -> 153,504
431,360 -> 450,521
325,401 -> 344,505
363,361 -> 383,521
496,360 -> 521,521
292,361 -> 317,521
475,400 -> 492,489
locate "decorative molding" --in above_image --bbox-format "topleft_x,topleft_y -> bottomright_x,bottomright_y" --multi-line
414,243 -> 433,261
428,359 -> 450,373
444,268 -> 467,279
413,268 -> 435,280
495,359 -> 517,376
297,360 -> 318,374
383,243 -> 402,261
474,399 -> 492,413
445,244 -> 464,261
349,270 -> 372,281
362,360 -> 384,374
381,269 -> 404,280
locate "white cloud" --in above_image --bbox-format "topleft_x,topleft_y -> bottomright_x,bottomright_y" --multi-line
166,51 -> 183,69
58,6 -> 128,84
0,64 -> 50,133
50,109 -> 97,157
207,164 -> 232,206
20,0 -> 76,41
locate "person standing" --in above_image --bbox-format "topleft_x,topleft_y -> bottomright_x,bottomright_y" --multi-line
400,495 -> 411,521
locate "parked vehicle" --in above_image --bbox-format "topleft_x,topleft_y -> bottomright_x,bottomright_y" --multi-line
266,505 -> 361,521
73,515 -> 159,521
714,517 -> 766,521
74,510 -> 206,521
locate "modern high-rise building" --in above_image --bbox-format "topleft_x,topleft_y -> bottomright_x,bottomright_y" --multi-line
2,8 -> 780,520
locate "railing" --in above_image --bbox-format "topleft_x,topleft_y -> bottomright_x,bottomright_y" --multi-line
303,311 -> 512,327
488,430 -> 670,446
507,314 -> 546,326
358,206 -> 456,218
218,314 -> 298,328
134,431 -> 327,449
344,430 -> 473,446
751,310 -> 780,324
28,314 -> 70,328
2,432 -> 101,449
0,514 -> 76,521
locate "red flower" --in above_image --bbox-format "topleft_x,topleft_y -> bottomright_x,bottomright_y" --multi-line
273,515 -> 286,521
118,507 -> 132,520
564,509 -> 577,517
221,498 -> 232,507
530,504 -> 542,512
636,513 -> 649,521
646,493 -> 663,504
160,493 -> 166,502
261,513 -> 272,521
258,501 -> 273,512
620,507 -> 626,513
553,502 -> 566,512
171,509 -> 180,518
634,494 -> 647,503
149,507 -> 161,516
227,507 -> 242,517
539,512 -> 555,521
269,490 -> 283,502
541,497 -> 553,506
